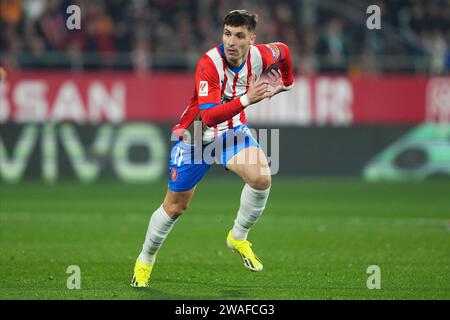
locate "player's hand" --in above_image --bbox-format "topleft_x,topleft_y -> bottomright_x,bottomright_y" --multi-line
246,74 -> 271,105
266,69 -> 293,99
0,67 -> 6,81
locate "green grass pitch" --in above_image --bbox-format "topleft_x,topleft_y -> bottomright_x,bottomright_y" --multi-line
0,177 -> 449,299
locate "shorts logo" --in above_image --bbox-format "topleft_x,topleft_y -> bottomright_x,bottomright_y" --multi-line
171,168 -> 178,181
199,81 -> 208,96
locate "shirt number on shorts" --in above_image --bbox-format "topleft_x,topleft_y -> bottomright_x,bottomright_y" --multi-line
173,146 -> 184,167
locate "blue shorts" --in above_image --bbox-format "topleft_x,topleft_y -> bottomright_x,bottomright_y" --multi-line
168,124 -> 259,192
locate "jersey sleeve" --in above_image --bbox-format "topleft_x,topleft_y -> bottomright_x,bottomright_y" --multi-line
196,55 -> 247,127
195,55 -> 222,110
256,42 -> 295,87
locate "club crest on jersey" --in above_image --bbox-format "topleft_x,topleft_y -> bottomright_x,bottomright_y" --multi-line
199,80 -> 208,96
171,168 -> 178,181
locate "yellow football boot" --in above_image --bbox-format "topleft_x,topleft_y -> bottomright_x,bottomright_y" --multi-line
130,259 -> 153,287
226,231 -> 263,272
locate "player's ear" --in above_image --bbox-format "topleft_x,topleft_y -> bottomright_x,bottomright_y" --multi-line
250,33 -> 256,45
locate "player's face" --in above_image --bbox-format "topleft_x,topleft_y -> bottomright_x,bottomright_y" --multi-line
223,25 -> 255,67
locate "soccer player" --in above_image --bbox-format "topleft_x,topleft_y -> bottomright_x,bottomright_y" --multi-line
131,9 -> 294,287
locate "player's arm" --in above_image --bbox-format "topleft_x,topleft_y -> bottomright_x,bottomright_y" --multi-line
257,42 -> 295,95
197,57 -> 270,127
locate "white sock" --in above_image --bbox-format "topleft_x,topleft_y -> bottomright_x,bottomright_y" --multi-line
138,204 -> 177,265
231,184 -> 271,240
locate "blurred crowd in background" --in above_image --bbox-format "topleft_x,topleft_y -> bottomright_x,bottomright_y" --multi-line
1,0 -> 450,74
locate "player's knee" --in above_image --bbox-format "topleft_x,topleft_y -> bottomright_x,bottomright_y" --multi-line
164,203 -> 188,219
247,174 -> 271,190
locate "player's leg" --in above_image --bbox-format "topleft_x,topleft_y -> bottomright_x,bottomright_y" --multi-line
225,146 -> 271,271
220,125 -> 272,272
226,146 -> 271,241
226,146 -> 272,190
139,188 -> 196,264
131,188 -> 195,287
131,141 -> 210,287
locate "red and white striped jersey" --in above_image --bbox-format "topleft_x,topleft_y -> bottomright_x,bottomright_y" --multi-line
172,42 -> 294,144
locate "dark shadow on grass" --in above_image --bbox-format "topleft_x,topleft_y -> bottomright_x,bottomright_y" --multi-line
128,280 -> 252,300
130,287 -> 208,300
130,287 -> 251,300
218,289 -> 250,299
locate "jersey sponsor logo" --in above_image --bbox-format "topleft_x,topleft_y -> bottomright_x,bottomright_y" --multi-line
199,80 -> 208,96
171,168 -> 178,181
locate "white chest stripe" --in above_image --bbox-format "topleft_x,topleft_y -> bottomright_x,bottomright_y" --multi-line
202,45 -> 264,144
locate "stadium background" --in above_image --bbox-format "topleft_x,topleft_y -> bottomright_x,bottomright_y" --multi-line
0,0 -> 449,300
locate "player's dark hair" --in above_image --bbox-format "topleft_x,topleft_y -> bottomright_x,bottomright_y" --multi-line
223,9 -> 258,32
